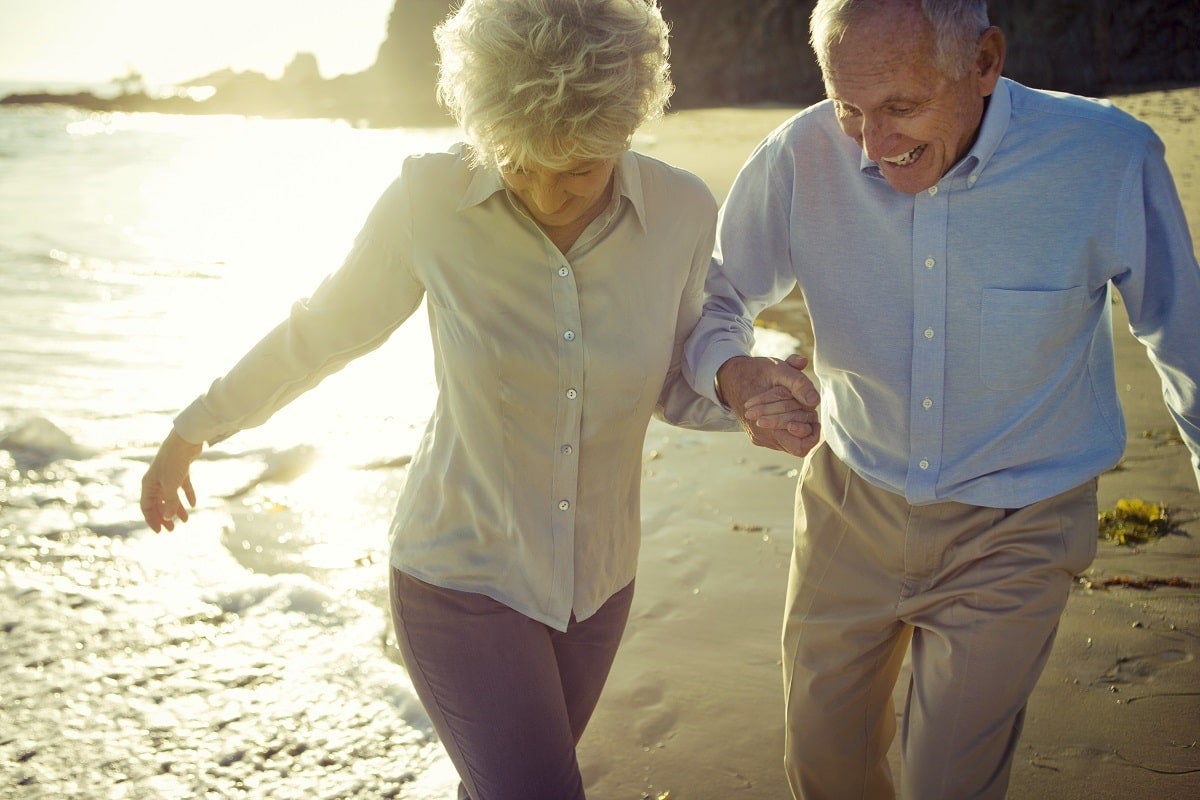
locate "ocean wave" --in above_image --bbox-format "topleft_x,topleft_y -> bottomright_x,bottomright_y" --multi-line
202,571 -> 348,621
84,519 -> 150,538
0,242 -> 228,284
45,247 -> 229,281
0,416 -> 97,470
221,443 -> 320,498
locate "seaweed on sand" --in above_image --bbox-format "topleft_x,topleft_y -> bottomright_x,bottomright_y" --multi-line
1097,498 -> 1178,546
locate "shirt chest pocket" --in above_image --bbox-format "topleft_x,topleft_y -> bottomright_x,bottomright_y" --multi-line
979,286 -> 1087,390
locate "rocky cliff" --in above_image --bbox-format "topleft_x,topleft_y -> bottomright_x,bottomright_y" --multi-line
666,0 -> 1200,107
364,0 -> 1200,119
5,1 -> 1197,124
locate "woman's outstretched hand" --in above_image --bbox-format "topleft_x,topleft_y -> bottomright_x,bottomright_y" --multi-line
140,429 -> 203,532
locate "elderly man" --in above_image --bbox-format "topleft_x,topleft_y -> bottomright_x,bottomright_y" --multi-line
685,0 -> 1200,797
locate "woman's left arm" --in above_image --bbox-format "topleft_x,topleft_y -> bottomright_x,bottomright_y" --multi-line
655,201 -> 820,449
652,199 -> 741,430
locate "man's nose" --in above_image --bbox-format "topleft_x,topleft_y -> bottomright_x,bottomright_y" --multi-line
860,116 -> 895,161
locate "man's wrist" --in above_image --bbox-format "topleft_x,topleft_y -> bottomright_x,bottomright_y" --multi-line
714,355 -> 752,409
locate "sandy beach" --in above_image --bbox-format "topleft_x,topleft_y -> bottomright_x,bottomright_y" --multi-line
576,87 -> 1200,799
2,88 -> 1196,800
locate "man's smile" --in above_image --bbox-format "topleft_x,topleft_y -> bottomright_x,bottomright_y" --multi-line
881,144 -> 927,167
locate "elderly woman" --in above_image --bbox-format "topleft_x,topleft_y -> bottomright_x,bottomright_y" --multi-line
140,1 -> 818,797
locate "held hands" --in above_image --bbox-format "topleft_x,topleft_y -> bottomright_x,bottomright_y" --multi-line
716,354 -> 821,457
140,429 -> 203,532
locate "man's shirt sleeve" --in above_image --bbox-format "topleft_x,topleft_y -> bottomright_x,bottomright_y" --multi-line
1115,133 -> 1200,491
683,132 -> 803,405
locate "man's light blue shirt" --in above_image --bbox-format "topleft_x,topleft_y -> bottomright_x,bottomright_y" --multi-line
685,78 -> 1200,508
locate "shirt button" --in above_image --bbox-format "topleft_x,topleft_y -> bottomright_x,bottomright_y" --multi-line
563,330 -> 575,341
561,444 -> 573,455
968,174 -> 978,186
919,459 -> 930,470
923,328 -> 935,339
558,266 -> 570,277
558,500 -> 571,511
924,257 -> 935,269
566,388 -> 578,399
922,397 -> 933,410
928,186 -> 939,196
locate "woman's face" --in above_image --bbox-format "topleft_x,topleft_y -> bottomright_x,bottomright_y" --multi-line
500,157 -> 616,230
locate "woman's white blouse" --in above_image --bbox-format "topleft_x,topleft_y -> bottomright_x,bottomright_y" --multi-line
175,145 -> 737,630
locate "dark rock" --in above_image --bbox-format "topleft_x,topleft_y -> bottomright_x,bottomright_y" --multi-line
3,1 -> 1197,125
661,0 -> 1200,108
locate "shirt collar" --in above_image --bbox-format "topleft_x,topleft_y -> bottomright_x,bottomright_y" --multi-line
612,150 -> 647,231
456,148 -> 646,231
859,77 -> 1013,185
457,145 -> 505,212
962,77 -> 1011,179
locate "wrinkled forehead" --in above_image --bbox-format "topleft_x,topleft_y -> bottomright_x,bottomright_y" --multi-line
823,51 -> 944,112
820,2 -> 936,82
821,13 -> 942,104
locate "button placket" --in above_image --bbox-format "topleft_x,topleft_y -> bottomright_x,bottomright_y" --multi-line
549,255 -> 583,597
906,180 -> 950,503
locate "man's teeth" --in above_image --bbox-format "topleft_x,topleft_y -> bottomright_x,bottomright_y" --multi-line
883,145 -> 925,166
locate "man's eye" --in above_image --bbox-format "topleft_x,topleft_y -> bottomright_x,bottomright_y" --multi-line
568,170 -> 592,177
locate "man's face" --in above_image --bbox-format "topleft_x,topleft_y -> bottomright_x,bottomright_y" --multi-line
823,2 -> 1000,194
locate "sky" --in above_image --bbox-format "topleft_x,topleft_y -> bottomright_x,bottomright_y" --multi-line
0,0 -> 396,88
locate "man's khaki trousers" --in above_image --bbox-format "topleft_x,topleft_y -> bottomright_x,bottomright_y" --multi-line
783,442 -> 1098,799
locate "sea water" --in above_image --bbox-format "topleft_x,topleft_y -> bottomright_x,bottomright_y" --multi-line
0,104 -> 464,798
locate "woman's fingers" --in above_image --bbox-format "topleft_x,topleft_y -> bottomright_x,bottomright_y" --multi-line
140,430 -> 203,532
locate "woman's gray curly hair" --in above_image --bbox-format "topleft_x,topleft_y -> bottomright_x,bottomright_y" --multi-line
435,0 -> 673,170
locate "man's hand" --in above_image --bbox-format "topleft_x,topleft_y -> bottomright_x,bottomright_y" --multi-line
140,429 -> 203,532
716,354 -> 821,457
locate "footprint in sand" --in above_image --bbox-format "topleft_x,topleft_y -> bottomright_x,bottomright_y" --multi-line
604,680 -> 677,750
1097,649 -> 1192,684
627,682 -> 678,748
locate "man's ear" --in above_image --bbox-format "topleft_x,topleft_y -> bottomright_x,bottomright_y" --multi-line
976,26 -> 1005,95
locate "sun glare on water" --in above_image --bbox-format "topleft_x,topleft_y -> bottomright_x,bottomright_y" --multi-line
56,111 -> 457,575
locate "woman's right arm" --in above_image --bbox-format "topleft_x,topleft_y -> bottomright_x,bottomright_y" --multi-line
140,169 -> 423,530
140,428 -> 203,532
172,175 -> 422,448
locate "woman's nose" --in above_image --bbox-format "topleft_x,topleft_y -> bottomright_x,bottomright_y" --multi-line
528,181 -> 562,213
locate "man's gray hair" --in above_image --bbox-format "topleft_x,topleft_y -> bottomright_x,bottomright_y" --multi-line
435,0 -> 673,170
810,0 -> 990,79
